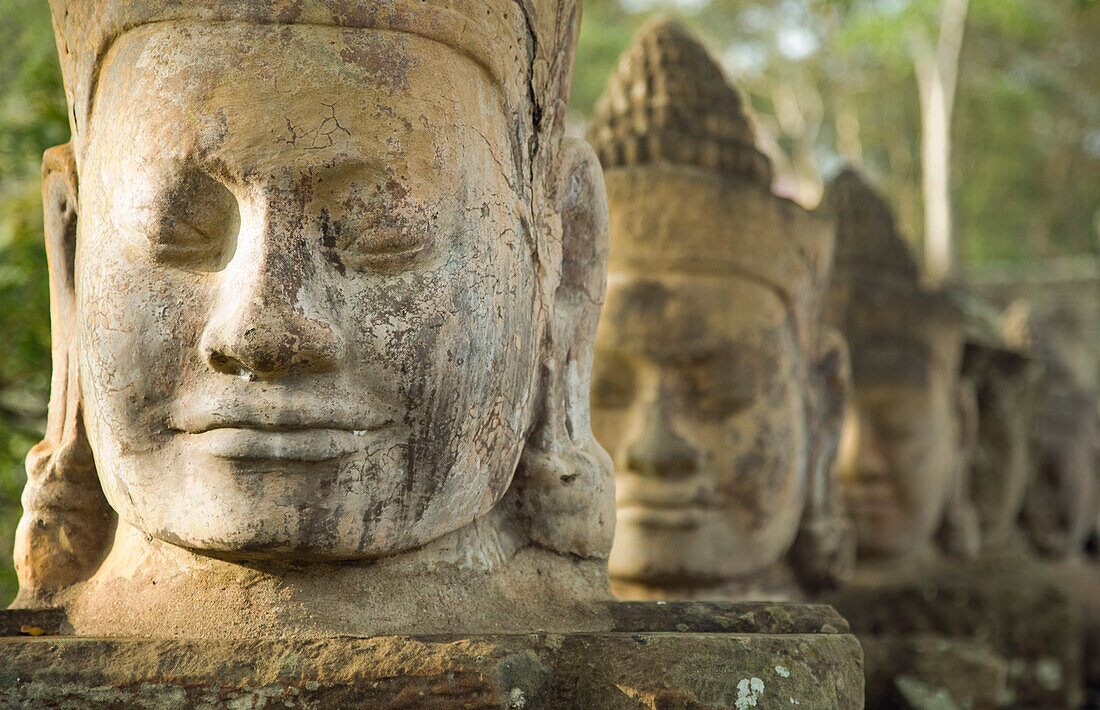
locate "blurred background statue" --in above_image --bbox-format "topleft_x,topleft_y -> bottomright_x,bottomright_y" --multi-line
822,170 -> 1085,709
587,17 -> 854,603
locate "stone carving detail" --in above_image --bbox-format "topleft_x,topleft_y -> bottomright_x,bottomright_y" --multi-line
587,18 -> 853,601
587,18 -> 772,188
959,306 -> 1040,553
1004,301 -> 1100,561
13,0 -> 619,637
824,168 -> 979,570
822,171 -> 1087,708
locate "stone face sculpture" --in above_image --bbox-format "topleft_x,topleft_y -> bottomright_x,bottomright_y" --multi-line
586,19 -> 852,601
1022,371 -> 1099,559
823,169 -> 978,572
960,305 -> 1040,552
14,0 -> 619,637
822,173 -> 1085,708
1,5 -> 870,704
1003,301 -> 1100,705
1000,299 -> 1100,559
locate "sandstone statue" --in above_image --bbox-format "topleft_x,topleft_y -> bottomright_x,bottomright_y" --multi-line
960,314 -> 1039,553
821,170 -> 1084,709
1004,300 -> 1100,706
586,18 -> 854,603
14,0 -> 620,639
823,169 -> 979,574
1,2 -> 865,706
1008,303 -> 1100,563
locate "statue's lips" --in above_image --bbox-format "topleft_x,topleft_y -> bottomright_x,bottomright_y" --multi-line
842,477 -> 897,518
616,504 -> 708,529
616,477 -> 714,528
181,424 -> 390,463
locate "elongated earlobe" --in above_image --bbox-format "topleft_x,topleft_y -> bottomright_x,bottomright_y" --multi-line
508,137 -> 614,559
789,327 -> 856,592
13,144 -> 113,605
936,379 -> 981,558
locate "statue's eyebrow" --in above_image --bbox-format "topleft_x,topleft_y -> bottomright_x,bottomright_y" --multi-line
309,157 -> 388,184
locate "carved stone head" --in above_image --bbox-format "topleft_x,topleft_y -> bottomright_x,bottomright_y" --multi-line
960,303 -> 1041,551
1006,303 -> 1100,559
1023,382 -> 1099,558
825,170 -> 976,563
16,0 -> 614,612
962,340 -> 1038,550
587,19 -> 851,595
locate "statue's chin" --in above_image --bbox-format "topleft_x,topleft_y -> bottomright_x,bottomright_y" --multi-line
608,519 -> 786,587
104,510 -> 519,574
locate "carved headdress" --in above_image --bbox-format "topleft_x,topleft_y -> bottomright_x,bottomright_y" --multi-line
50,0 -> 580,164
587,17 -> 833,355
823,169 -> 963,384
588,17 -> 771,186
590,19 -> 853,592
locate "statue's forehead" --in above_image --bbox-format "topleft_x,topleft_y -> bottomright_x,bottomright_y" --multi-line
97,22 -> 493,108
89,23 -> 506,179
598,273 -> 792,363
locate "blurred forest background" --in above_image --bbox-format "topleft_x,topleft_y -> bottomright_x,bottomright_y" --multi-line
0,0 -> 1097,602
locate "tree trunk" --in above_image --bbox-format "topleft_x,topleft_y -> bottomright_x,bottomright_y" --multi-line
914,0 -> 970,283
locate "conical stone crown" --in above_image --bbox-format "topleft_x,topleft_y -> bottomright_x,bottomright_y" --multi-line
823,168 -> 962,380
824,169 -> 920,288
588,17 -> 772,186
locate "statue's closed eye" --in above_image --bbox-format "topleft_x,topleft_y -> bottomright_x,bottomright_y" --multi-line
322,176 -> 451,271
130,171 -> 240,271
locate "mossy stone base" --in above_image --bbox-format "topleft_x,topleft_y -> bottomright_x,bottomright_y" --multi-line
0,602 -> 863,709
825,564 -> 1081,709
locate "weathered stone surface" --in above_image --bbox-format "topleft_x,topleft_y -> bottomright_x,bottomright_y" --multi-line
860,636 -> 1007,710
823,169 -> 978,567
825,559 -> 1082,709
0,604 -> 865,709
14,0 -> 622,638
587,18 -> 853,603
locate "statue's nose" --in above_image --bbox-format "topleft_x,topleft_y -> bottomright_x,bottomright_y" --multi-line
623,393 -> 700,480
201,303 -> 346,379
200,205 -> 346,380
838,408 -> 889,483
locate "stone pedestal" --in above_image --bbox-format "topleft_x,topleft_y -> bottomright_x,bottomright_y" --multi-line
824,563 -> 1081,709
0,603 -> 862,709
860,636 -> 1008,709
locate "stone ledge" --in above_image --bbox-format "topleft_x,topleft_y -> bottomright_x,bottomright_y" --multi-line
0,604 -> 864,709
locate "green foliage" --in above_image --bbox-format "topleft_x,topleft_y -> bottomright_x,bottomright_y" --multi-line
569,0 -> 1100,268
0,0 -> 68,604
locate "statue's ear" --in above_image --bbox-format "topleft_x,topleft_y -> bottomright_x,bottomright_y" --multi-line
936,378 -> 981,558
955,376 -> 980,471
508,137 -> 614,560
13,144 -> 113,604
41,143 -> 80,371
789,327 -> 856,592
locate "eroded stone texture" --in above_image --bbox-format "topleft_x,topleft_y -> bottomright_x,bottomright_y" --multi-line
860,636 -> 1008,710
823,169 -> 978,571
821,171 -> 1086,708
0,604 -> 865,710
586,18 -> 854,603
12,0 -> 623,637
959,300 -> 1042,552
